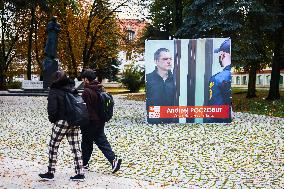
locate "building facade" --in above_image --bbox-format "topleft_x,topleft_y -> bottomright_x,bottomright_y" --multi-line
101,19 -> 147,86
117,19 -> 148,69
232,68 -> 284,88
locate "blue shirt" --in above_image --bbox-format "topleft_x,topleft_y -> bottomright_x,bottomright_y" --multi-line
208,65 -> 231,105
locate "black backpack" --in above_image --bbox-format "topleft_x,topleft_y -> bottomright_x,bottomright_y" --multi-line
95,90 -> 114,122
65,92 -> 89,126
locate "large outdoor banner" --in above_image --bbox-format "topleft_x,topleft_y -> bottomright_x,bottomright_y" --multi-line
145,38 -> 232,124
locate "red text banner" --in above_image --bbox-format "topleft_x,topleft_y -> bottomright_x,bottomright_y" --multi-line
149,105 -> 230,119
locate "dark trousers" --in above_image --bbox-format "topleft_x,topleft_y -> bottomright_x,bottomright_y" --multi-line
81,120 -> 115,166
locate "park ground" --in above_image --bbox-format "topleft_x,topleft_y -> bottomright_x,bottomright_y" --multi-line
0,94 -> 283,188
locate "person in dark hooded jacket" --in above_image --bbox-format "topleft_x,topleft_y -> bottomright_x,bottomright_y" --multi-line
80,69 -> 122,173
39,70 -> 85,181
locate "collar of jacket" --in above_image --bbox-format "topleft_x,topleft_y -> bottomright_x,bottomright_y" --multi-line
50,78 -> 70,89
223,65 -> 231,71
84,80 -> 103,91
153,66 -> 174,80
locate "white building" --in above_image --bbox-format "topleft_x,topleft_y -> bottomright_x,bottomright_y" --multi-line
232,68 -> 284,88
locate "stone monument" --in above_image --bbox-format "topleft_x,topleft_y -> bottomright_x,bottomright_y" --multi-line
43,16 -> 61,89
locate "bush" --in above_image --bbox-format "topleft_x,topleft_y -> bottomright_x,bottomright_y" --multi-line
6,81 -> 22,89
121,65 -> 144,92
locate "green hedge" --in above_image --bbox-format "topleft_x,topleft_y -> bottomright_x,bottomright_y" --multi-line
6,81 -> 22,89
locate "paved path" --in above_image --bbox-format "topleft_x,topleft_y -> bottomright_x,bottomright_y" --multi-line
0,96 -> 283,188
0,156 -> 166,189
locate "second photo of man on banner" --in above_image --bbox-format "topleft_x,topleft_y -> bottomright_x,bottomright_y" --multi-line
145,38 -> 232,124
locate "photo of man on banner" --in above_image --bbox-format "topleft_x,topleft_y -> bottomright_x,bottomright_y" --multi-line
145,38 -> 232,124
146,47 -> 177,124
205,38 -> 232,123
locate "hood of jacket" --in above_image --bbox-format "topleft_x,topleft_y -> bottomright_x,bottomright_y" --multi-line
84,80 -> 103,91
50,79 -> 70,89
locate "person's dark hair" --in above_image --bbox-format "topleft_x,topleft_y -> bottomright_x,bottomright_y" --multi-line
50,70 -> 67,84
154,48 -> 170,61
81,69 -> 96,82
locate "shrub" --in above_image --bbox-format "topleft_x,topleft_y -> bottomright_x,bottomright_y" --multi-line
121,65 -> 144,92
6,81 -> 22,89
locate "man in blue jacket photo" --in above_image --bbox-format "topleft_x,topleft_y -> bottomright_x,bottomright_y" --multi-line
207,39 -> 232,123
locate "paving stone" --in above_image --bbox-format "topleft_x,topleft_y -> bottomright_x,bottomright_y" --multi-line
0,95 -> 283,188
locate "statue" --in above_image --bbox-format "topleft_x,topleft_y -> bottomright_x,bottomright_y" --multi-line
43,16 -> 61,89
44,16 -> 60,58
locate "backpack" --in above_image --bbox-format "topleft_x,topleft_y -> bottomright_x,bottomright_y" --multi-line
65,92 -> 89,126
95,90 -> 114,122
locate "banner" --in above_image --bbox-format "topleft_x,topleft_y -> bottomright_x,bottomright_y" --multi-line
145,38 -> 232,124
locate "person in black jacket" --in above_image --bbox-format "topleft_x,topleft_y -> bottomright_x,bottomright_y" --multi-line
39,71 -> 85,181
80,69 -> 122,173
146,48 -> 176,124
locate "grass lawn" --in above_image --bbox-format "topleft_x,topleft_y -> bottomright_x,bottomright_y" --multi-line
105,87 -> 129,94
232,88 -> 284,117
122,88 -> 284,118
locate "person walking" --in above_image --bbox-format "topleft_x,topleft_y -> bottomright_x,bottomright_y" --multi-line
39,70 -> 85,181
80,69 -> 122,173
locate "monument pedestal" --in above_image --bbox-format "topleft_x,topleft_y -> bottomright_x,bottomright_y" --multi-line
1,80 -> 48,96
43,57 -> 58,89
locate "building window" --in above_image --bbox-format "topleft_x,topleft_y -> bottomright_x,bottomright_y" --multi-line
236,76 -> 240,85
126,26 -> 135,42
257,75 -> 263,85
266,75 -> 270,85
242,76 -> 247,85
128,30 -> 135,41
126,51 -> 132,60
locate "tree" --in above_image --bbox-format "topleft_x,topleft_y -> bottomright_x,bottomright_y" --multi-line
143,0 -> 191,40
80,0 -> 127,81
95,58 -> 121,82
178,0 -> 280,98
0,1 -> 29,89
45,0 -> 124,80
6,0 -> 79,80
2,0 -> 137,85
49,0 -> 125,80
267,0 -> 284,100
6,0 -> 48,80
50,0 -> 81,78
121,64 -> 144,92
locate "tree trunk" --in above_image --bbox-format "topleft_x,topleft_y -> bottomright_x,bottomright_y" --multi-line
34,18 -> 43,81
0,68 -> 6,90
266,1 -> 283,100
27,6 -> 36,80
97,76 -> 103,83
246,63 -> 257,98
66,32 -> 77,78
174,0 -> 183,34
82,1 -> 95,69
266,30 -> 282,100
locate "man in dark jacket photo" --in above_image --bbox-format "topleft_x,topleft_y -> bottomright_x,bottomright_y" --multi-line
146,48 -> 176,124
80,69 -> 122,173
39,70 -> 85,181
